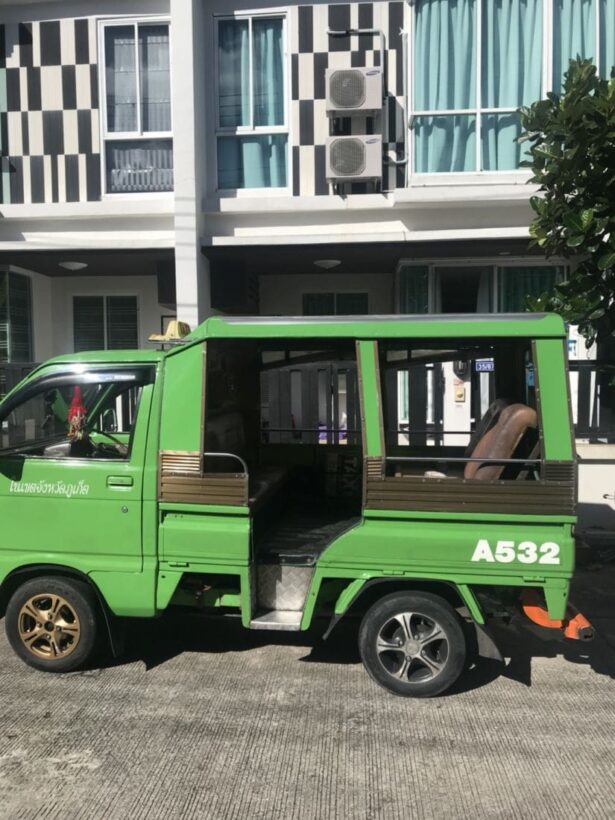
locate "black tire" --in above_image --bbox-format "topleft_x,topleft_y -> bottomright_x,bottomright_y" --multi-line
359,591 -> 466,697
5,576 -> 98,673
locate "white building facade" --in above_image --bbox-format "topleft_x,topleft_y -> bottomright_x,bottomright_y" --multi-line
0,0 -> 614,533
0,0 -> 613,345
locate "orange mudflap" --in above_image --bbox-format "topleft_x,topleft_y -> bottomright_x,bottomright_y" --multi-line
520,589 -> 595,641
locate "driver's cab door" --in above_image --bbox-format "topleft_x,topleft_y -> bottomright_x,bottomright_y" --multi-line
0,367 -> 154,571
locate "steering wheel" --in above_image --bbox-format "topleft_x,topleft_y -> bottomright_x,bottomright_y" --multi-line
89,429 -> 129,456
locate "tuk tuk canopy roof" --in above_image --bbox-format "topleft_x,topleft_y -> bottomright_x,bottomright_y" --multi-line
191,313 -> 566,342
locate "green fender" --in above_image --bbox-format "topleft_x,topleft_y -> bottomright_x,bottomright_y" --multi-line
314,577 -> 486,638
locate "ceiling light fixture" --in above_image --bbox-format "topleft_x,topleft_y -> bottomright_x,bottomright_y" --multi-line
59,261 -> 88,271
313,259 -> 342,270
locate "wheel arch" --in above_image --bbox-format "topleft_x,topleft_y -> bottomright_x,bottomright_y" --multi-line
0,564 -> 122,657
324,577 -> 485,639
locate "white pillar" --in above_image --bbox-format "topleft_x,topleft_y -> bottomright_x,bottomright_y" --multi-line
170,0 -> 210,329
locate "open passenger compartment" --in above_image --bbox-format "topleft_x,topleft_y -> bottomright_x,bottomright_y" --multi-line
204,337 -> 363,625
378,337 -> 541,483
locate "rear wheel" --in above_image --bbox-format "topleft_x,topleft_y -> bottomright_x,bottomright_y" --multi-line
5,576 -> 98,673
359,591 -> 466,697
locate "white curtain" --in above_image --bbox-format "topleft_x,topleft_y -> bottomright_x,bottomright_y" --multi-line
105,26 -> 137,132
139,25 -> 171,132
252,18 -> 285,127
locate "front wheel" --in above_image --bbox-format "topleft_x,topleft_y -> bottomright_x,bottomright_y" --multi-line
5,576 -> 98,673
359,591 -> 466,697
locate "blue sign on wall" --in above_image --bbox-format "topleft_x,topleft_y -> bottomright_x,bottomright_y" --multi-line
475,359 -> 495,373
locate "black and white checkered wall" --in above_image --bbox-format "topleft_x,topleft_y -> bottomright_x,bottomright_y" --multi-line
0,19 -> 100,205
290,1 -> 408,196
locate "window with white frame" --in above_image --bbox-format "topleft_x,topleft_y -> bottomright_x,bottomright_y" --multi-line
398,262 -> 565,313
216,14 -> 288,190
303,293 -> 369,315
0,271 -> 32,363
101,20 -> 173,194
73,296 -> 139,352
411,0 -> 615,174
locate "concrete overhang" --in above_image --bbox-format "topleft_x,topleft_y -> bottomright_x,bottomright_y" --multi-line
0,199 -> 175,250
202,237 -> 542,278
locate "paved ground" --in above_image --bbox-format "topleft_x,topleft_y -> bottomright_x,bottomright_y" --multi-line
1,560 -> 615,820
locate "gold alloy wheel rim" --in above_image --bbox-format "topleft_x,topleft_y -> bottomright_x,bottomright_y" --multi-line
18,594 -> 81,660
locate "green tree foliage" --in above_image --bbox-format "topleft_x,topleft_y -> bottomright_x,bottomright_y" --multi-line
518,59 -> 615,348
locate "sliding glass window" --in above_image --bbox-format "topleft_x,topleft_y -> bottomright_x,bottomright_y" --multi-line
413,0 -> 541,172
216,15 -> 288,190
0,272 -> 32,363
554,0 -> 615,84
102,20 -> 173,193
412,0 -> 615,174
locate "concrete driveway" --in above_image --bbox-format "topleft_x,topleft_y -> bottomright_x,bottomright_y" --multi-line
1,563 -> 615,820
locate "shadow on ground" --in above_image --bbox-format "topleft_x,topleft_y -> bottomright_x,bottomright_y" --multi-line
92,556 -> 615,696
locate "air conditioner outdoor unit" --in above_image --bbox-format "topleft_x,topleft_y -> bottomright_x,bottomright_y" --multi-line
326,135 -> 382,182
326,68 -> 383,115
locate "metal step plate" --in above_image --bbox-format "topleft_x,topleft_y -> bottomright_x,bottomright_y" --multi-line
250,610 -> 302,631
256,564 -> 313,611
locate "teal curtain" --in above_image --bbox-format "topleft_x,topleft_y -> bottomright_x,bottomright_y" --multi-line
415,0 -> 476,110
482,113 -> 523,170
217,18 -> 285,188
481,0 -> 542,170
499,267 -> 561,311
218,19 -> 284,128
252,18 -> 284,126
218,20 -> 250,127
414,115 -> 476,172
601,0 -> 615,78
553,0 -> 596,87
482,0 -> 543,108
399,266 -> 429,313
218,134 -> 287,189
414,0 -> 476,172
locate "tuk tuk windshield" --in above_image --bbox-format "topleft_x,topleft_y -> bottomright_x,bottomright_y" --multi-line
0,368 -> 153,457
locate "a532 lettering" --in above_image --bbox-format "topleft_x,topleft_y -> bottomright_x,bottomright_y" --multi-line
471,539 -> 561,565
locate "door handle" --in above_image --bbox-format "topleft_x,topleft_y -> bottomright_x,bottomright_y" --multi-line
107,476 -> 134,488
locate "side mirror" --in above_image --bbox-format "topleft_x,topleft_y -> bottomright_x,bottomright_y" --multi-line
102,408 -> 118,433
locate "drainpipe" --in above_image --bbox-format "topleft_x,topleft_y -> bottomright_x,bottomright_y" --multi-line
394,29 -> 410,188
327,28 -> 386,77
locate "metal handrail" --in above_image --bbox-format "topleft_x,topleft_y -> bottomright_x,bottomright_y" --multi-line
385,455 -> 542,465
203,451 -> 248,475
